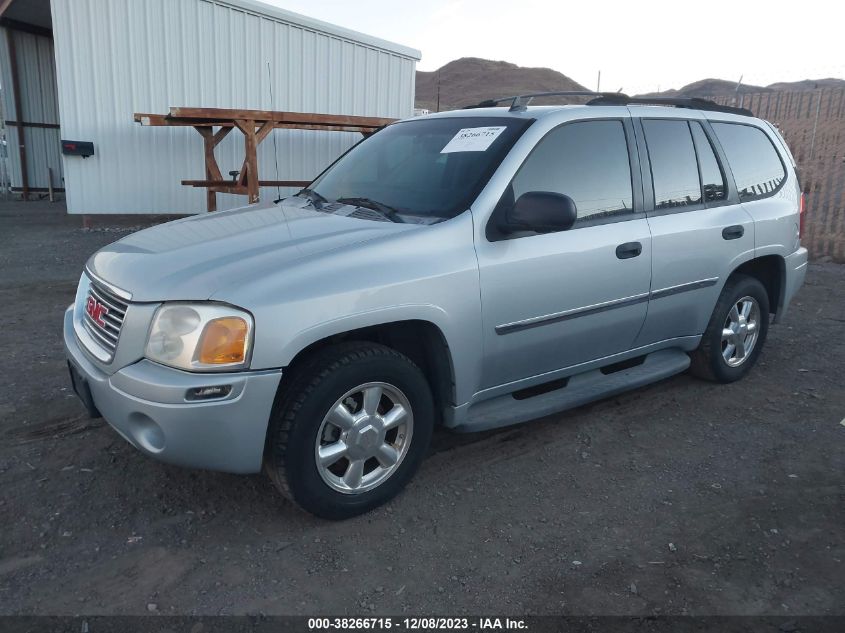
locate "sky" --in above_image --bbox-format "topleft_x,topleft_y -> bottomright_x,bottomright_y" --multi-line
265,0 -> 845,95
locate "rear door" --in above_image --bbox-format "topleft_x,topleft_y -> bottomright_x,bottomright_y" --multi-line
709,120 -> 794,258
631,110 -> 755,346
475,116 -> 652,390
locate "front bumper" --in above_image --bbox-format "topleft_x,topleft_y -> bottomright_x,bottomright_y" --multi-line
64,307 -> 282,474
774,247 -> 809,323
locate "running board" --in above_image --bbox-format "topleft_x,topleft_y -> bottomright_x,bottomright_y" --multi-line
457,349 -> 690,433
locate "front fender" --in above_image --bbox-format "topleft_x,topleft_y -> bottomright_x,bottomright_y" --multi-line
281,304 -> 451,364
267,303 -> 481,407
216,212 -> 484,405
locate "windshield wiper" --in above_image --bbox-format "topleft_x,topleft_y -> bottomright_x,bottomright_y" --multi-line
336,197 -> 405,223
297,188 -> 328,208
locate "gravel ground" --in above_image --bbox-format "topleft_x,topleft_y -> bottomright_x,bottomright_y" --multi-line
0,200 -> 843,616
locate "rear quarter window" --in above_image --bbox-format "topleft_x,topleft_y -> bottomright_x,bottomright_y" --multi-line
711,122 -> 786,201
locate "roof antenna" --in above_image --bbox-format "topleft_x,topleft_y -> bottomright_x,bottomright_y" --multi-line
268,61 -> 283,204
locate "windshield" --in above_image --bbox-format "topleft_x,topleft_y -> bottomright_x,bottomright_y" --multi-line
304,116 -> 532,221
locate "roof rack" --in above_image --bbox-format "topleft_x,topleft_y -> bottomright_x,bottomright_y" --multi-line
463,91 -> 621,112
463,91 -> 754,117
585,95 -> 753,117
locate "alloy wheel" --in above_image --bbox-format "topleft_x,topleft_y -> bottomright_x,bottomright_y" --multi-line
721,295 -> 761,367
314,382 -> 413,494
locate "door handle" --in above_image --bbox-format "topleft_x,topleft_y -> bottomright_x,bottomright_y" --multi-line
615,241 -> 642,259
722,225 -> 745,240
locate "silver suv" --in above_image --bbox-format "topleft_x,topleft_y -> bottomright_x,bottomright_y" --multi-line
64,94 -> 808,519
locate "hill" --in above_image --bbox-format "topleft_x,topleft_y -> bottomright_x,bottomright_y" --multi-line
414,57 -> 587,111
765,78 -> 845,91
638,77 -> 845,98
414,59 -> 845,110
637,78 -> 770,98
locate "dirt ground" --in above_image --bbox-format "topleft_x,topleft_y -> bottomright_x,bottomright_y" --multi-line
0,200 -> 843,616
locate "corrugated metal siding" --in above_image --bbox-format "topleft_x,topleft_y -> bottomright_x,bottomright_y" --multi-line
0,26 -> 63,190
0,27 -> 13,188
50,0 -> 419,214
0,29 -> 8,192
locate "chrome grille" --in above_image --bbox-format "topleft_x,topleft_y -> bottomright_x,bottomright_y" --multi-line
81,279 -> 128,359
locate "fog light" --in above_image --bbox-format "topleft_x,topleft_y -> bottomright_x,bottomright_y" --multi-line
186,385 -> 232,401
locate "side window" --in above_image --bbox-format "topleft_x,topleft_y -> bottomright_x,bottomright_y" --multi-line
690,122 -> 727,202
711,122 -> 786,201
510,120 -> 633,224
642,120 -> 702,209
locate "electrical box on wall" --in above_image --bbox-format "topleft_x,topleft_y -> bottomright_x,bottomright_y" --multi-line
61,140 -> 95,158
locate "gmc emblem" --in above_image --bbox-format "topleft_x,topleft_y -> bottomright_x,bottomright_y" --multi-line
85,296 -> 109,328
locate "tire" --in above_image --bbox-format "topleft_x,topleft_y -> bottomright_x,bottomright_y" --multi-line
690,274 -> 770,383
265,341 -> 434,520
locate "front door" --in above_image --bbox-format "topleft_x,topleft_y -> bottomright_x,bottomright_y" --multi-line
475,118 -> 652,390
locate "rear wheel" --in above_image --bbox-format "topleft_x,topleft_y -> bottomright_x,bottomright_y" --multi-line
690,274 -> 770,383
265,342 -> 434,519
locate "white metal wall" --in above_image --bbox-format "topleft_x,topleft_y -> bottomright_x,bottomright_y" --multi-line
50,0 -> 420,214
0,26 -> 63,191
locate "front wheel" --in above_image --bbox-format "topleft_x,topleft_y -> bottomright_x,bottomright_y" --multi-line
690,274 -> 770,383
265,342 -> 434,519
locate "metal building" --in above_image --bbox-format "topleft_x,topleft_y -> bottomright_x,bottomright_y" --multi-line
0,0 -> 420,214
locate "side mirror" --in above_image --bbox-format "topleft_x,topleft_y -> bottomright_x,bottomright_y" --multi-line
502,191 -> 578,234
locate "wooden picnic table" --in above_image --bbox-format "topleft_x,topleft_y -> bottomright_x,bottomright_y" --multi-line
134,107 -> 396,211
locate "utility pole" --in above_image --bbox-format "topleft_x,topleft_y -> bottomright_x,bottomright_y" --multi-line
596,70 -> 601,93
436,71 -> 441,113
809,89 -> 822,160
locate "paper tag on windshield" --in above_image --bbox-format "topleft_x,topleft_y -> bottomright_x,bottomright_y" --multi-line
440,126 -> 506,153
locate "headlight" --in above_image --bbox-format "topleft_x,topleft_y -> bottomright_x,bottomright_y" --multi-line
145,303 -> 254,371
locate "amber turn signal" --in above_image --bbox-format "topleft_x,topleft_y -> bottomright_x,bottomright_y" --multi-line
197,317 -> 249,364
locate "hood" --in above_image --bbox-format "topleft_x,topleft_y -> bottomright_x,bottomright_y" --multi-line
86,198 -> 420,302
